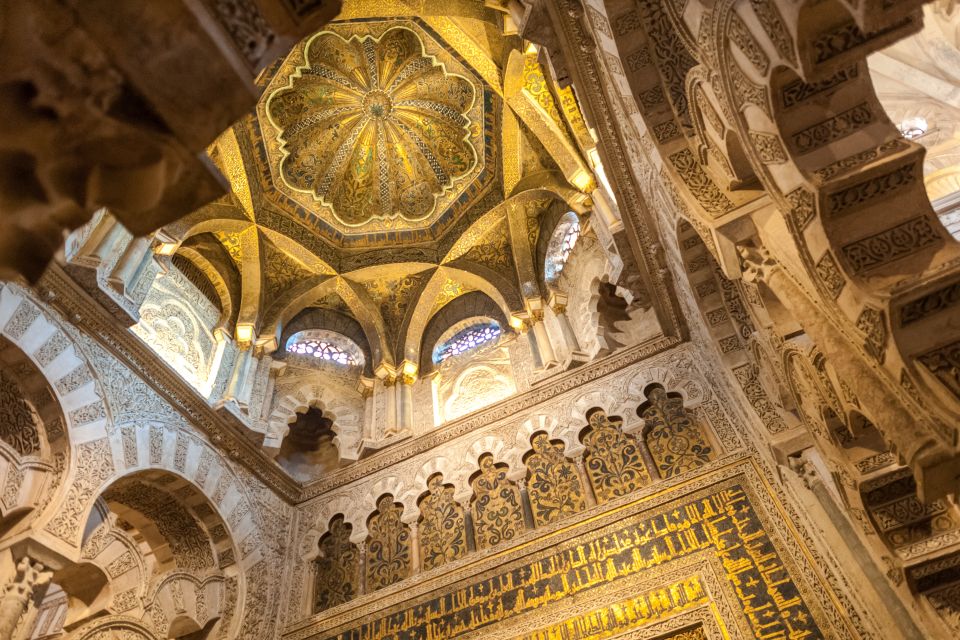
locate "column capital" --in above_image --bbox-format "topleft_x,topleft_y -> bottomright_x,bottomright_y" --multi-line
547,289 -> 568,315
399,360 -> 419,385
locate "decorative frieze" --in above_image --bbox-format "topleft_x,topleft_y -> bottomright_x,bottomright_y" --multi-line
780,66 -> 859,109
749,131 -> 787,164
826,163 -> 916,216
901,282 -> 960,326
791,104 -> 873,153
841,216 -> 941,274
669,149 -> 735,216
785,188 -> 816,230
918,340 -> 960,401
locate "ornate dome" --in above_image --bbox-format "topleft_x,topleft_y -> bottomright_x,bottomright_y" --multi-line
262,22 -> 485,236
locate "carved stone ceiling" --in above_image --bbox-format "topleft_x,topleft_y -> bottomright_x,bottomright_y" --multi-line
163,0 -> 600,355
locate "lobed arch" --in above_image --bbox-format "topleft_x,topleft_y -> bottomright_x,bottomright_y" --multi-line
462,437 -> 517,479
593,0 -> 960,489
624,366 -> 705,418
514,414 -> 575,455
265,384 -> 364,464
412,457 -> 462,497
304,495 -> 369,553
0,284 -> 110,538
37,421 -> 266,634
362,478 -> 414,524
38,463 -> 244,640
569,389 -> 621,426
67,616 -> 162,640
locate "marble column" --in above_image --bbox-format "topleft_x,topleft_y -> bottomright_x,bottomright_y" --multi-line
529,314 -> 559,368
574,458 -> 597,507
108,235 -> 152,297
224,347 -> 257,410
0,558 -> 50,640
74,215 -> 126,269
549,293 -> 591,364
356,542 -> 366,597
382,378 -> 398,438
459,498 -> 477,553
407,521 -> 420,575
398,378 -> 415,433
516,479 -> 536,529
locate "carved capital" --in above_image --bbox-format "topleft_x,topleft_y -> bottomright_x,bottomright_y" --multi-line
738,246 -> 779,285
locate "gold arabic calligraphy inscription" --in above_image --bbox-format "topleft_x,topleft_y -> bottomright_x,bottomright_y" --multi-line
312,484 -> 822,640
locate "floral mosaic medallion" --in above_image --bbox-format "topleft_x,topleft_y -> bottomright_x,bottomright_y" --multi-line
264,23 -> 485,233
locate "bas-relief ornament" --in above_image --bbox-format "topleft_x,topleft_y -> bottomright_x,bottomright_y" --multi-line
0,368 -> 43,456
314,516 -> 360,613
826,163 -> 917,217
641,387 -> 714,479
732,362 -> 788,434
901,281 -> 960,326
524,433 -> 587,526
365,495 -> 411,591
417,475 -> 466,570
918,339 -> 960,401
791,103 -> 874,153
105,481 -> 216,571
580,410 -> 651,504
855,306 -> 887,364
470,455 -> 525,550
45,438 -> 115,543
815,252 -> 846,299
840,215 -> 941,274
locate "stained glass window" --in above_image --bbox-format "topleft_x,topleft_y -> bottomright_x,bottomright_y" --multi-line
544,212 -> 581,284
433,322 -> 502,364
285,330 -> 362,366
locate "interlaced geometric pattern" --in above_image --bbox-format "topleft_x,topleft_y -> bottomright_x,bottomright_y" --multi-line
433,323 -> 502,364
285,331 -> 358,366
544,214 -> 580,283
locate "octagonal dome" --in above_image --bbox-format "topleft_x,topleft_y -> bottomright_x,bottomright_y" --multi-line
260,21 -> 487,238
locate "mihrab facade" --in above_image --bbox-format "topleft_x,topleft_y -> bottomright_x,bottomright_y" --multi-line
1,1 -> 960,639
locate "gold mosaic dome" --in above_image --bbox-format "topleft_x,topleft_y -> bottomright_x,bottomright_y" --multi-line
263,24 -> 482,232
